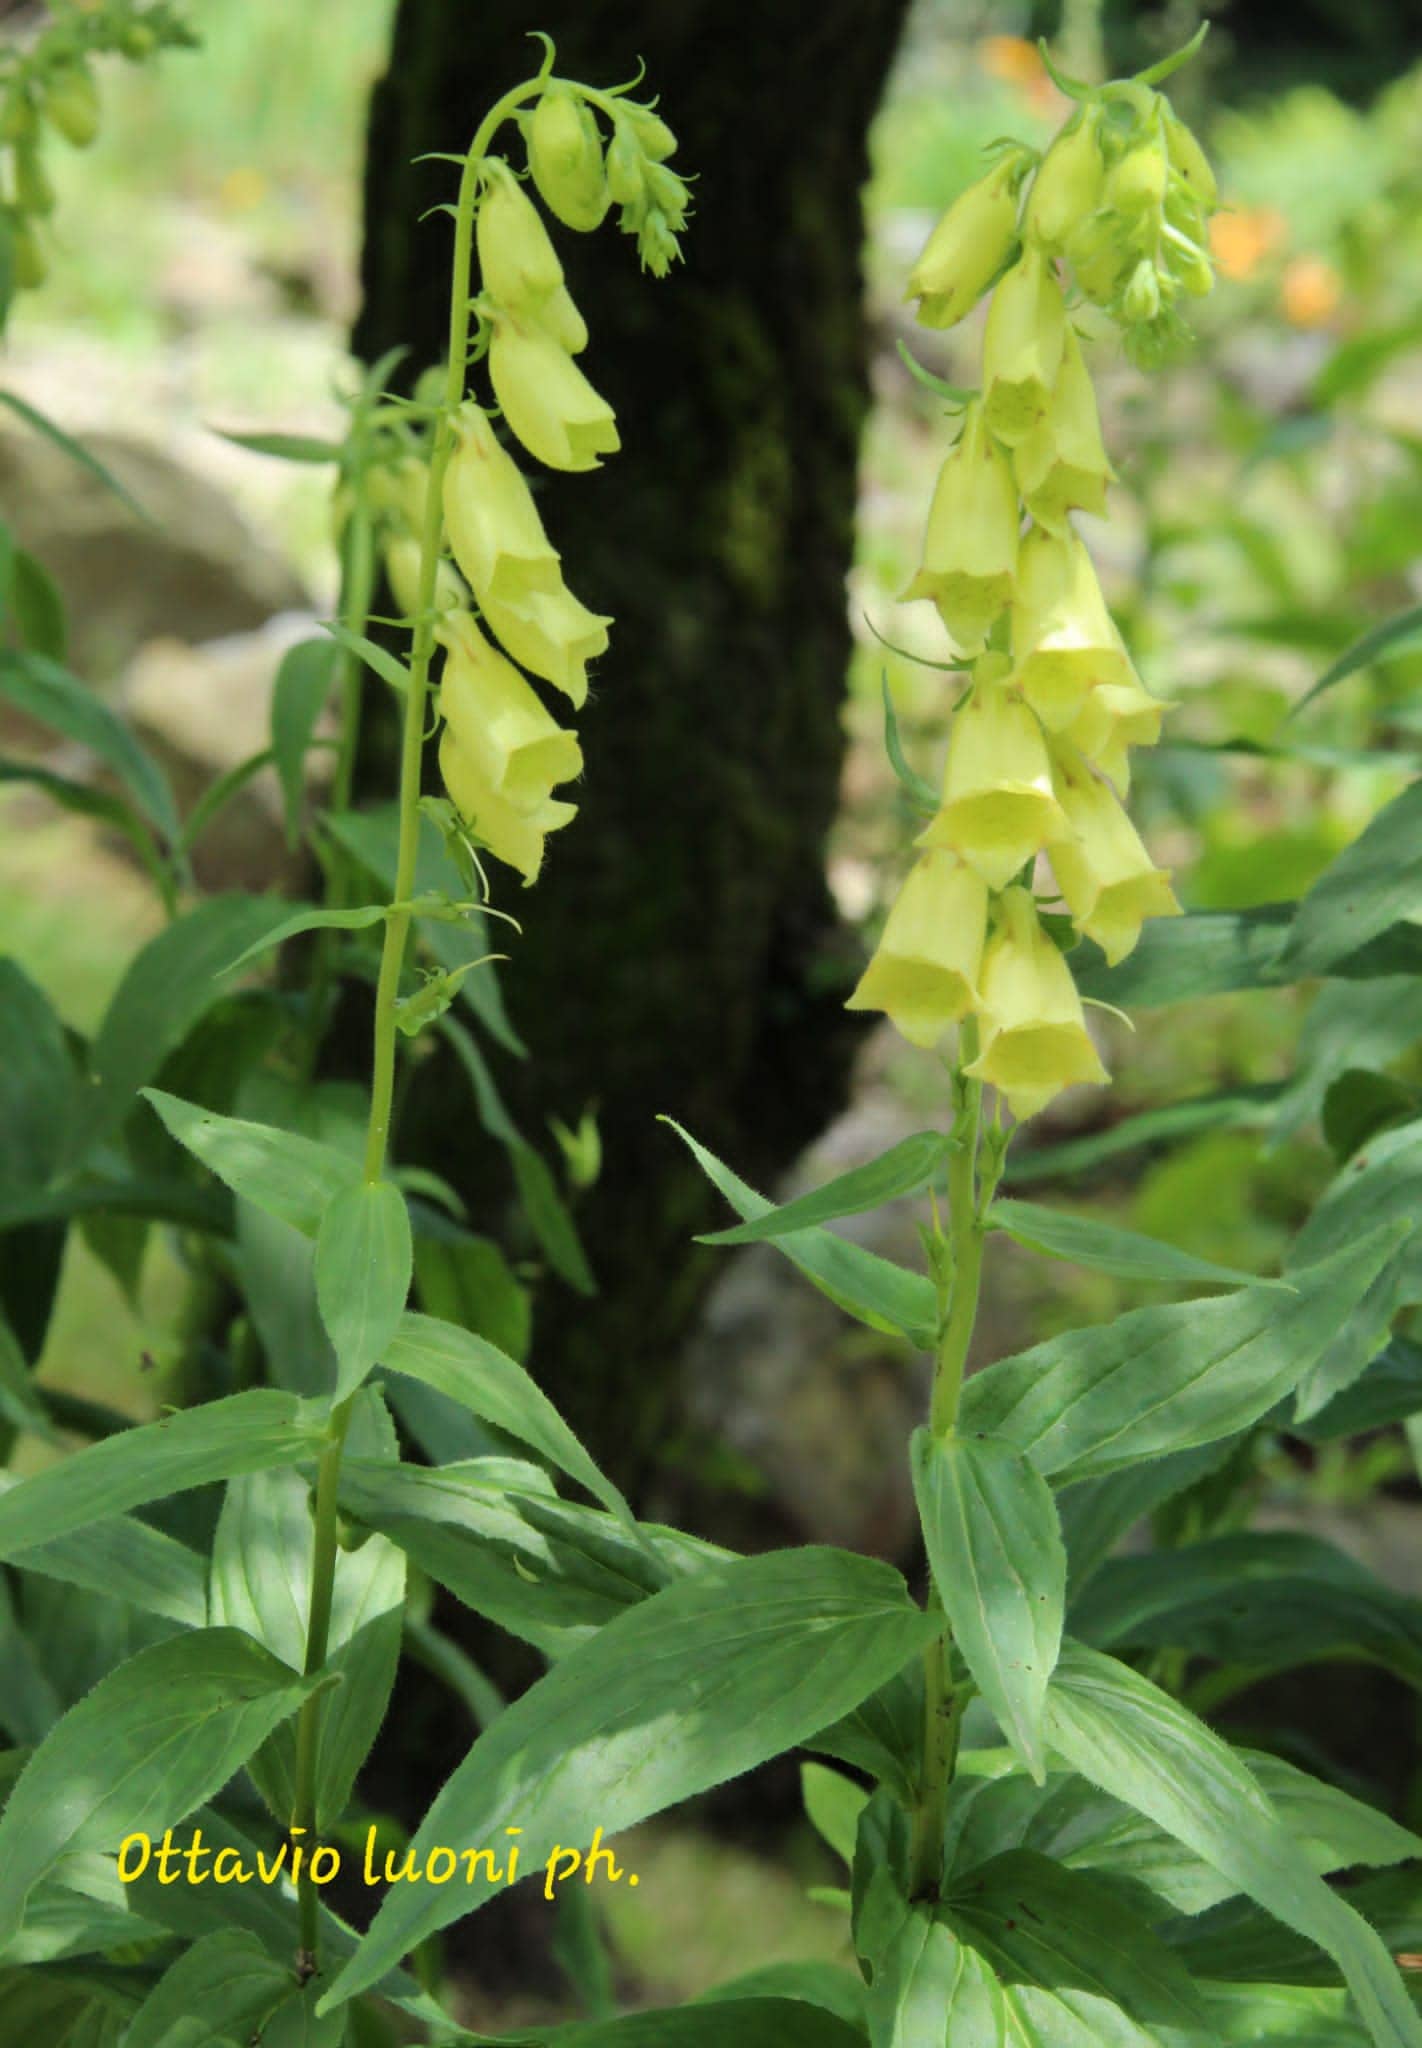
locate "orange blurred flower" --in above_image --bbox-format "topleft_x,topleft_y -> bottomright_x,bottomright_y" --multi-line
1209,206 -> 1287,280
978,35 -> 1061,116
1280,254 -> 1342,328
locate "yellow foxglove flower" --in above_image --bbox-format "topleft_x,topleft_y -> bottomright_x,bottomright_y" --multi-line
479,583 -> 610,711
1011,524 -> 1137,731
436,610 -> 583,814
441,403 -> 562,609
1013,325 -> 1114,534
903,404 -> 1019,651
384,535 -> 467,622
439,729 -> 575,886
1049,748 -> 1180,963
981,244 -> 1066,445
1023,110 -> 1103,251
918,665 -> 1067,891
489,308 -> 620,472
527,84 -> 609,232
538,283 -> 589,356
966,886 -> 1108,1120
845,850 -> 988,1049
476,156 -> 565,308
1066,676 -> 1169,793
906,153 -> 1025,330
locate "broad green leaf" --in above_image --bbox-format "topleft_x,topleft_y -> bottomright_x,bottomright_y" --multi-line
1055,1442 -> 1237,1589
8,548 -> 66,659
0,1310 -> 57,1442
700,1133 -> 950,1245
321,1547 -> 941,2008
1044,1642 -> 1422,2048
270,636 -> 339,844
314,1179 -> 412,1397
959,1227 -> 1404,1484
81,898 -> 311,1156
0,1173 -> 229,1238
913,1429 -> 1064,1781
943,1847 -> 1206,2027
0,1575 -> 61,1742
989,1198 -> 1288,1291
1075,906 -> 1422,1010
0,1478 -> 207,1627
210,1465 -> 405,1831
0,1853 -> 169,1967
0,1389 -> 320,1561
1200,1980 -> 1368,2046
801,1761 -> 868,1867
809,1663 -> 923,1809
869,1905 -> 1008,2048
1294,1336 -> 1422,1441
0,961 -> 79,1200
517,2001 -> 867,2047
0,1962 -> 142,2042
412,1229 -> 532,1362
0,650 -> 177,842
1292,603 -> 1422,716
1274,979 -> 1422,1144
144,1090 -> 360,1236
664,1119 -> 937,1348
123,1930 -> 293,2048
698,1961 -> 867,2031
1283,783 -> 1422,979
384,1312 -> 629,1522
1004,1087 -> 1280,1186
0,1627 -> 320,1943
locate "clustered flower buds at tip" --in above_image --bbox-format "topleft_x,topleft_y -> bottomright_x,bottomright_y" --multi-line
526,82 -> 609,232
853,51 -> 1215,1120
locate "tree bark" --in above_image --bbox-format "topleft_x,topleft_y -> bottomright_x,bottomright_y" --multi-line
353,0 -> 910,1498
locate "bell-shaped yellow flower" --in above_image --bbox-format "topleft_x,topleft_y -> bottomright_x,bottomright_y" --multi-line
1049,747 -> 1180,963
906,153 -> 1025,330
1012,325 -> 1114,534
489,308 -> 620,472
1066,676 -> 1170,793
441,403 -> 562,610
479,582 -> 610,711
1011,524 -> 1137,731
918,664 -> 1068,891
846,850 -> 987,1049
527,84 -> 609,232
966,886 -> 1108,1121
981,245 -> 1066,445
903,404 -> 1019,651
1023,110 -> 1104,251
436,610 -> 583,814
439,729 -> 576,887
476,156 -> 565,309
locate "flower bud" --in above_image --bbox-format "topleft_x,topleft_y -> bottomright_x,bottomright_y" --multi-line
1104,140 -> 1168,219
1024,111 -> 1104,251
981,244 -> 1066,445
441,403 -> 562,609
527,84 -> 609,233
845,851 -> 988,1049
1063,212 -> 1132,305
918,670 -> 1068,891
15,140 -> 54,217
906,153 -> 1026,330
479,583 -> 611,710
1049,747 -> 1180,963
12,217 -> 46,289
1011,525 -> 1138,731
902,403 -> 1019,651
1012,324 -> 1114,534
965,886 -> 1108,1120
384,535 -> 467,621
622,104 -> 677,163
1165,110 -> 1216,211
488,308 -> 620,472
1122,259 -> 1163,325
606,122 -> 646,208
477,157 -> 565,308
42,63 -> 99,148
439,728 -> 576,886
436,610 -> 583,814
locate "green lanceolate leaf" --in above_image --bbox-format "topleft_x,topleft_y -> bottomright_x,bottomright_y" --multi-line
518,2000 -> 869,2047
1283,782 -> 1422,979
1003,1087 -> 1281,1186
1055,1442 -> 1238,1590
0,1480 -> 207,1627
0,387 -> 155,523
143,1090 -> 360,1237
958,1225 -> 1404,1484
1292,602 -> 1422,717
0,962 -> 80,1202
1294,1335 -> 1422,1440
663,1119 -> 938,1347
1075,906 -> 1422,1009
322,621 -> 411,695
699,1132 -> 951,1245
1044,1642 -> 1422,2048
321,1547 -> 941,2010
988,1198 -> 1290,1290
122,1929 -> 295,2048
218,427 -> 344,464
869,1907 -> 1008,2048
0,1390 -> 321,1561
270,637 -> 339,844
912,1428 -> 1064,1781
0,650 -> 178,844
314,1179 -> 412,1398
880,673 -> 944,815
0,1628 -> 321,1944
221,901 -> 394,975
384,1312 -> 630,1521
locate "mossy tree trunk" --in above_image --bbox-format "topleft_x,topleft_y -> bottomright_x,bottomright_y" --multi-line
352,0 -> 910,1500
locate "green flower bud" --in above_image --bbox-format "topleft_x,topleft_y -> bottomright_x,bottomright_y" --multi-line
1164,109 -> 1216,210
906,152 -> 1026,330
981,244 -> 1066,446
1121,258 -> 1162,325
527,84 -> 609,233
0,93 -> 36,146
637,208 -> 682,278
1104,140 -> 1168,218
15,140 -> 54,218
644,161 -> 691,231
606,122 -> 646,208
1024,110 -> 1104,252
1063,212 -> 1132,305
43,63 -> 100,149
12,216 -> 46,289
621,103 -> 677,163
477,157 -> 565,309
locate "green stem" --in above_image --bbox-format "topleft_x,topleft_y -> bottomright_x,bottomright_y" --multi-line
909,1022 -> 986,1901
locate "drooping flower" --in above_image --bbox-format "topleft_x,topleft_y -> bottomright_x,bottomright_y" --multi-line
436,610 -> 582,814
441,403 -> 562,609
1011,523 -> 1138,731
846,851 -> 988,1048
476,156 -> 566,309
918,661 -> 1068,891
906,152 -> 1027,330
488,307 -> 620,472
902,404 -> 1019,651
477,582 -> 610,711
966,886 -> 1108,1119
981,243 -> 1066,445
438,729 -> 576,886
1065,675 -> 1169,793
1012,324 -> 1114,534
1049,746 -> 1180,963
1023,108 -> 1104,250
